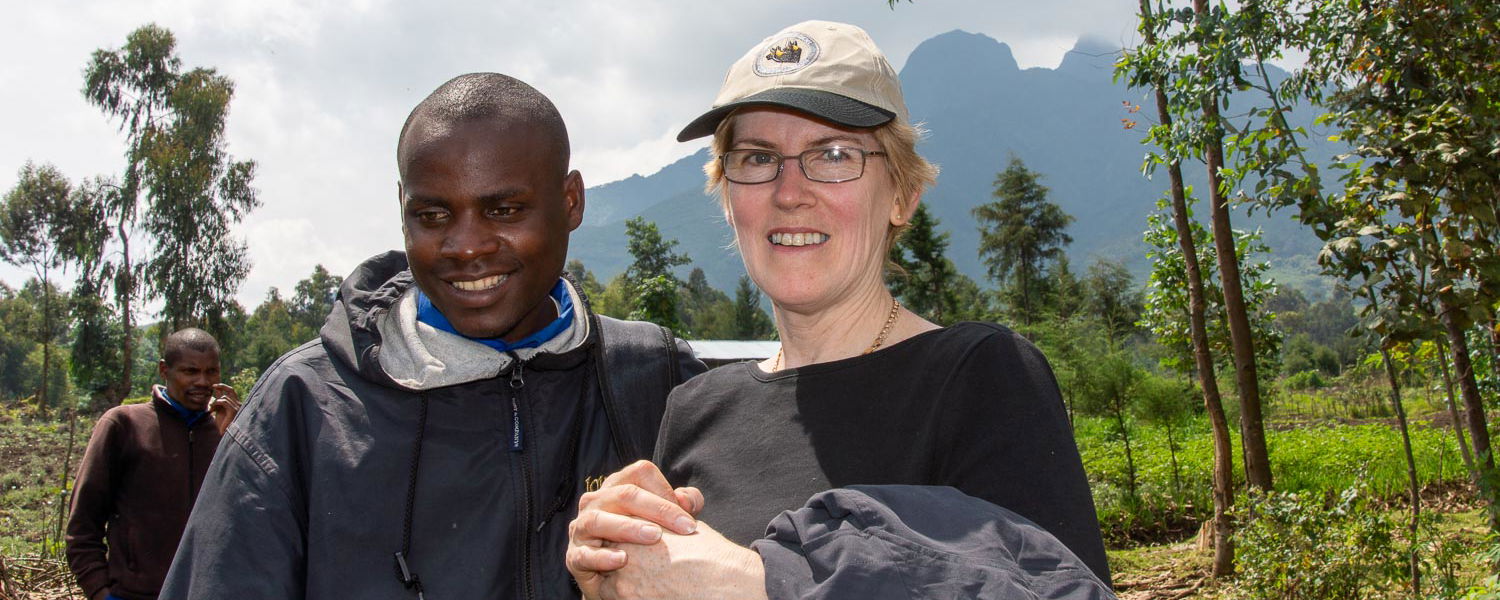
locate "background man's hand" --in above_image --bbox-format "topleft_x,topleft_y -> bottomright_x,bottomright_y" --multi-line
209,383 -> 240,435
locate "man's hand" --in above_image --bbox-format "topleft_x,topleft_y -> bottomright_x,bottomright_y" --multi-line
566,460 -> 703,599
599,522 -> 769,600
209,383 -> 241,436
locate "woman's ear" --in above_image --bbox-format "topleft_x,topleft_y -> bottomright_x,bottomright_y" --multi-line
890,190 -> 922,226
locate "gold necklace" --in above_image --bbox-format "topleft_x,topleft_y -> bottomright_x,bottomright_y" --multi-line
773,297 -> 901,371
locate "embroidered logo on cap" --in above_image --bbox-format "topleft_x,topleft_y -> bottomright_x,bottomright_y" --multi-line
754,32 -> 819,76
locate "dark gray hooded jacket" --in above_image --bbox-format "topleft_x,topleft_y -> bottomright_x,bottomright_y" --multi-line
756,485 -> 1116,599
160,251 -> 703,599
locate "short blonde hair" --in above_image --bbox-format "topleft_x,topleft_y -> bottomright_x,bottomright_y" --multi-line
704,111 -> 939,248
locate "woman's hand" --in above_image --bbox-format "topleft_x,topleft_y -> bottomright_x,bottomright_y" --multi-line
566,460 -> 703,598
601,522 -> 769,600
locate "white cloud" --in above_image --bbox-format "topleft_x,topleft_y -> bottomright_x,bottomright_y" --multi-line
2,0 -> 1140,310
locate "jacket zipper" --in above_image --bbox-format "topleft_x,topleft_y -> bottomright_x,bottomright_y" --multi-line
187,428 -> 196,503
510,361 -> 536,600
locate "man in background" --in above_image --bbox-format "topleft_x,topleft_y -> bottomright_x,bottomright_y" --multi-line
66,327 -> 240,600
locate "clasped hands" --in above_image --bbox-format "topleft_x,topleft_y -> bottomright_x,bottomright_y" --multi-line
565,460 -> 768,600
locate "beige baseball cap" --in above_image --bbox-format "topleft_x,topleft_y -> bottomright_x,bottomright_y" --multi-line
677,20 -> 908,142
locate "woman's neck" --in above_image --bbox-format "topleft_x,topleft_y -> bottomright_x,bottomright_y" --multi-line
765,284 -> 930,371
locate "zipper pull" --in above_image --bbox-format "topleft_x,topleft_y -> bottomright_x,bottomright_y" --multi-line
508,360 -> 526,452
508,357 -> 526,389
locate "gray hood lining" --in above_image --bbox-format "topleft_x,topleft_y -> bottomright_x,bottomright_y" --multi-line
375,279 -> 591,391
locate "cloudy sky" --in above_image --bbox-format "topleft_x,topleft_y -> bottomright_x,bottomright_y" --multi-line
0,0 -> 1140,309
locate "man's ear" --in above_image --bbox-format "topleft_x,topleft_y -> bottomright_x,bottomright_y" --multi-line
158,359 -> 169,382
563,170 -> 585,231
396,180 -> 408,235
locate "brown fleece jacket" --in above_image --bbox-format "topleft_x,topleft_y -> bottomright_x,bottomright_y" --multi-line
65,391 -> 223,600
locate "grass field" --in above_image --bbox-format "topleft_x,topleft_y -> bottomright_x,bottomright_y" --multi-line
2,395 -> 1497,599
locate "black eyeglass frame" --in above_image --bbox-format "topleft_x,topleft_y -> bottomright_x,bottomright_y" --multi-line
719,146 -> 888,184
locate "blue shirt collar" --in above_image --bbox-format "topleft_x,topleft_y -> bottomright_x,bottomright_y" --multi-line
415,279 -> 575,353
155,385 -> 207,428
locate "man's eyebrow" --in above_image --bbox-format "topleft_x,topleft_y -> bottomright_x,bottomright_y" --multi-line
403,193 -> 445,207
477,188 -> 527,203
403,188 -> 528,207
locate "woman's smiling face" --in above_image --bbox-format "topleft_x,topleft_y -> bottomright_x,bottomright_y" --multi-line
724,107 -> 903,313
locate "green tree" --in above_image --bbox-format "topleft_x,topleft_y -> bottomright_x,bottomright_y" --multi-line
1074,351 -> 1146,508
81,25 -> 174,400
1189,0 -> 1279,493
888,204 -> 977,325
205,299 -> 251,379
290,264 -> 342,335
83,23 -> 260,346
67,176 -> 132,406
1287,0 -> 1500,542
1134,373 -> 1197,495
679,268 -> 737,339
973,157 -> 1073,326
8,280 -> 75,411
1082,258 -> 1143,348
241,288 -> 304,373
1117,0 -> 1239,572
732,275 -> 775,340
565,259 -> 604,305
1049,254 -> 1082,321
1121,0 -> 1283,496
623,217 -> 690,330
68,270 -> 126,408
629,275 -> 684,332
592,274 -> 632,320
1274,288 -> 1364,376
1,163 -> 93,412
1141,202 -> 1281,386
0,282 -> 39,401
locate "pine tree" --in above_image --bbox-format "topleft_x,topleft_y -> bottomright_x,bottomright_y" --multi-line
973,157 -> 1073,326
888,204 -> 970,325
732,276 -> 775,340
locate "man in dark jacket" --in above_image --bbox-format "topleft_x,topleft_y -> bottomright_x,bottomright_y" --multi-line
159,73 -> 704,599
67,328 -> 241,600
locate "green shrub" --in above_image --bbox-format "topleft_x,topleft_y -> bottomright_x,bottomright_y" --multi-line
1462,536 -> 1500,600
1285,370 -> 1327,390
230,367 -> 260,399
1235,486 -> 1404,600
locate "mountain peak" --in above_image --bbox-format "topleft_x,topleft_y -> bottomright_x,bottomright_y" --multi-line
903,30 -> 1018,77
1058,36 -> 1122,75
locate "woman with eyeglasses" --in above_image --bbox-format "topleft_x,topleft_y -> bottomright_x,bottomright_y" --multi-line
566,21 -> 1113,600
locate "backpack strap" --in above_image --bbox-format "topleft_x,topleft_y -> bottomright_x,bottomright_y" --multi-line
590,313 -> 683,463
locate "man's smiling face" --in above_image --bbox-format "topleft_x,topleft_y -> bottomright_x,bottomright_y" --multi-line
398,115 -> 583,341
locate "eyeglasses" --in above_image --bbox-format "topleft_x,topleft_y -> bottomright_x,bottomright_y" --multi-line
720,146 -> 886,184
